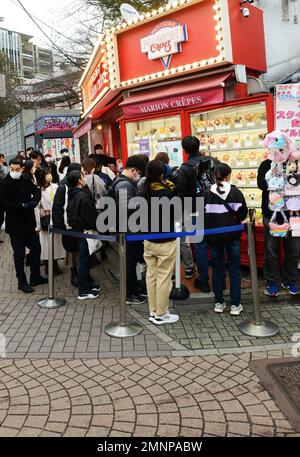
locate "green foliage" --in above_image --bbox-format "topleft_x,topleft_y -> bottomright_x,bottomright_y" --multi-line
83,0 -> 168,24
0,51 -> 20,125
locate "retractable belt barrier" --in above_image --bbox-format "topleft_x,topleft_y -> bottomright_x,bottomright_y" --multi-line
38,222 -> 279,339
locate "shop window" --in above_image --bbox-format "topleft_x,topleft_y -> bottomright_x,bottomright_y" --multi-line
126,115 -> 182,167
190,102 -> 268,224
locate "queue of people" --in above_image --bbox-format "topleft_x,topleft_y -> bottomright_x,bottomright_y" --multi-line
0,137 -> 299,328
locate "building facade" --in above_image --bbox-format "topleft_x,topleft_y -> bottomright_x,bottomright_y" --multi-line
0,26 -> 54,79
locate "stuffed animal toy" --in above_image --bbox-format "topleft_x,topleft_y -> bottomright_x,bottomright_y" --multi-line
264,131 -> 292,162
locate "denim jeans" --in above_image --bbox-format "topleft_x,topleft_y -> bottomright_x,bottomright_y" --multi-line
211,240 -> 241,306
263,217 -> 300,285
194,238 -> 209,283
77,238 -> 92,295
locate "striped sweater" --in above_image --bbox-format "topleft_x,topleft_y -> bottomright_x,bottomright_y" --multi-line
204,184 -> 248,246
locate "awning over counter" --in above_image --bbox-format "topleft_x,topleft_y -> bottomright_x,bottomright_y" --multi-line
120,72 -> 233,118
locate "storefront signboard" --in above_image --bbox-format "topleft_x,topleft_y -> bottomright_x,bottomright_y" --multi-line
35,116 -> 79,134
122,87 -> 223,117
140,20 -> 188,70
276,83 -> 300,144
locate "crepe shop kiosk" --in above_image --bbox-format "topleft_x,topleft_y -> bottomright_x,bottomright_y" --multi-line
79,0 -> 274,267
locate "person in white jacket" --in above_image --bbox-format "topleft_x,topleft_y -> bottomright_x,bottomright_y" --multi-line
38,168 -> 65,276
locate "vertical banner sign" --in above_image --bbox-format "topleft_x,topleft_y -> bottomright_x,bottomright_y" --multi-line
275,84 -> 300,146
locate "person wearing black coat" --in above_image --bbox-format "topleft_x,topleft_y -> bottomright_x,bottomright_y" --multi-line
0,158 -> 47,293
66,170 -> 100,300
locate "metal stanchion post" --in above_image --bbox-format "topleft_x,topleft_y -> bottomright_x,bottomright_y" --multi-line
238,216 -> 279,337
105,233 -> 143,338
38,226 -> 66,309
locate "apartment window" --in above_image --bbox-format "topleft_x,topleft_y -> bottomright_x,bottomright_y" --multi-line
282,0 -> 290,21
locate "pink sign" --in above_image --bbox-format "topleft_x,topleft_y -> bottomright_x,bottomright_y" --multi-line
122,87 -> 224,117
276,84 -> 300,140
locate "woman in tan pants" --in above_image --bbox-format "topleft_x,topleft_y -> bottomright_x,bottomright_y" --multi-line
143,160 -> 179,325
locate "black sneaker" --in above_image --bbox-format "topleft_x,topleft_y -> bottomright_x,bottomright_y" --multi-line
30,276 -> 48,287
194,279 -> 211,293
185,267 -> 197,279
78,290 -> 100,300
126,294 -> 147,305
18,283 -> 33,293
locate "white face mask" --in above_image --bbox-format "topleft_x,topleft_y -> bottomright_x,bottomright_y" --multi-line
10,171 -> 22,180
45,157 -> 52,163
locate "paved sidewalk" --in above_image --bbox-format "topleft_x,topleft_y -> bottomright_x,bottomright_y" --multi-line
0,351 -> 299,437
0,234 -> 300,437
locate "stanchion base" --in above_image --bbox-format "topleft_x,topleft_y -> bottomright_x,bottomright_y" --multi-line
239,320 -> 279,337
38,297 -> 66,309
105,321 -> 143,338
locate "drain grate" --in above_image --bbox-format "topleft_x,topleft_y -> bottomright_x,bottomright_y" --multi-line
268,361 -> 300,415
251,358 -> 300,432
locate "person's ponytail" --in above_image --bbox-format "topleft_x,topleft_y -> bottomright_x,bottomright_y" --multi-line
214,163 -> 231,195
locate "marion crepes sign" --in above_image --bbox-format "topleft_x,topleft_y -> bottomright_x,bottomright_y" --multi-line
121,87 -> 223,117
140,20 -> 188,70
276,83 -> 300,141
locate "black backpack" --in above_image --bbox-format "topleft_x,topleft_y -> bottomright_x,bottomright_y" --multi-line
177,157 -> 215,197
105,175 -> 129,199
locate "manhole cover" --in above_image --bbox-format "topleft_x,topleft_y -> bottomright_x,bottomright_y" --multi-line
251,358 -> 300,432
269,361 -> 300,415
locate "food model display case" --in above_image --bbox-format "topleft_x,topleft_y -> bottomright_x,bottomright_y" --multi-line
191,102 -> 268,224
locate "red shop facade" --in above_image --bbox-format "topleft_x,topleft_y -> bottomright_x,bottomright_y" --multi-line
79,0 -> 274,267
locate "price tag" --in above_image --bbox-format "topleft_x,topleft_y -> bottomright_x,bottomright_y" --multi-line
236,161 -> 245,167
233,143 -> 241,148
246,122 -> 255,127
249,160 -> 257,166
249,180 -> 257,186
207,127 -> 214,132
261,120 -> 267,125
235,123 -> 243,129
200,145 -> 206,150
197,128 -> 205,133
244,141 -> 253,147
225,125 -> 231,129
239,180 -> 246,186
220,144 -> 227,149
209,144 -> 217,150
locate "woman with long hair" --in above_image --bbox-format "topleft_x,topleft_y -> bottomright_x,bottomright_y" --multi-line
38,168 -> 65,275
82,158 -> 106,209
204,163 -> 248,316
143,159 -> 179,325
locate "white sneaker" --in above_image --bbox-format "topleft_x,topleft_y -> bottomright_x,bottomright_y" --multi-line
230,304 -> 243,316
151,311 -> 179,325
149,312 -> 156,322
214,302 -> 226,313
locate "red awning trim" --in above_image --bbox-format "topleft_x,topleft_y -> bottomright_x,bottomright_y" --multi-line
120,72 -> 232,107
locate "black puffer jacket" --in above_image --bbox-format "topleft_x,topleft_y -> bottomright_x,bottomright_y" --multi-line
0,174 -> 41,235
67,188 -> 98,232
52,176 -> 68,229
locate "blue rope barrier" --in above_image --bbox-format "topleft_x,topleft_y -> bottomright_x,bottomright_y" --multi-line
53,228 -> 117,242
53,224 -> 245,243
126,224 -> 245,241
